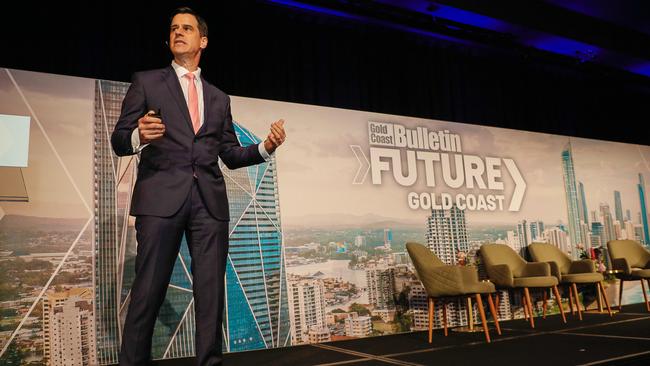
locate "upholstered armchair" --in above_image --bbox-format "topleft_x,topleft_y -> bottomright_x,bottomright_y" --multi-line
479,244 -> 566,328
528,242 -> 611,319
406,242 -> 501,343
607,240 -> 650,312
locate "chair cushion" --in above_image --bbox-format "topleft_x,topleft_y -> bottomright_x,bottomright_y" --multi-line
513,276 -> 558,288
561,272 -> 604,284
464,281 -> 496,294
631,268 -> 650,278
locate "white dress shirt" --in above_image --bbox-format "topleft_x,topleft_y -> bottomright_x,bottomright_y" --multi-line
131,61 -> 271,160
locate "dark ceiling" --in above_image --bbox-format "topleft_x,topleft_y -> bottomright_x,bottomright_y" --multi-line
267,0 -> 650,78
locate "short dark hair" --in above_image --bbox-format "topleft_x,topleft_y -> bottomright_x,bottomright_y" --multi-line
170,7 -> 208,37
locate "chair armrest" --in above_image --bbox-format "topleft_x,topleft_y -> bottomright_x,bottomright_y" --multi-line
485,264 -> 513,288
547,261 -> 562,281
521,262 -> 551,277
611,258 -> 631,275
569,259 -> 595,274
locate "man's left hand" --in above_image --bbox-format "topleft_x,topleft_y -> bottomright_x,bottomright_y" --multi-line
264,119 -> 286,154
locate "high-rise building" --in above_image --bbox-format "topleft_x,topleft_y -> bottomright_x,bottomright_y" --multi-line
614,221 -> 623,240
287,278 -> 327,345
354,235 -> 366,247
600,203 -> 615,244
591,210 -> 599,224
544,227 -> 569,254
94,81 -> 289,363
561,143 -> 586,258
578,182 -> 589,224
408,281 -> 428,331
366,267 -> 395,309
423,204 -> 469,327
383,228 -> 393,250
626,209 -> 632,222
93,80 -> 130,364
591,222 -> 605,249
614,190 -> 624,224
506,230 -> 518,251
529,221 -> 545,242
624,221 -> 635,240
516,220 -> 532,254
634,225 -> 645,243
638,174 -> 649,245
426,205 -> 468,265
43,288 -> 96,366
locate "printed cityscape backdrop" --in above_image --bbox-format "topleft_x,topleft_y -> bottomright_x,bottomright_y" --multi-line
1,68 -> 649,365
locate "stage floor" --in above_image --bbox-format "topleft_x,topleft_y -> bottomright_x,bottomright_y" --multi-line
151,302 -> 650,366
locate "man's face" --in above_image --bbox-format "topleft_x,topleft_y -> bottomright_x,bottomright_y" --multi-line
169,13 -> 207,58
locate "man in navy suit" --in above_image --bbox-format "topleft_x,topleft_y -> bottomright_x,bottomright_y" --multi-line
111,7 -> 286,365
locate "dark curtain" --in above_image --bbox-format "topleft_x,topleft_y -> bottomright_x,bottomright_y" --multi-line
5,1 -> 650,145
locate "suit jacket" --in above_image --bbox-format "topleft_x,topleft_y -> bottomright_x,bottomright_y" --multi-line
111,66 -> 265,220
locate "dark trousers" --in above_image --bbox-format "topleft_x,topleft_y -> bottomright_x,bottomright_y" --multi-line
119,180 -> 229,366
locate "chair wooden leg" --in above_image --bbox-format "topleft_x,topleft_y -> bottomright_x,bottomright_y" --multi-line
552,285 -> 567,323
428,297 -> 434,343
487,293 -> 501,335
475,294 -> 491,343
442,300 -> 448,336
520,290 -> 529,321
568,285 -> 576,315
641,279 -> 650,312
596,282 -> 603,313
618,279 -> 625,311
523,287 -> 535,328
542,289 -> 548,319
572,283 -> 583,320
495,291 -> 500,310
598,282 -> 612,317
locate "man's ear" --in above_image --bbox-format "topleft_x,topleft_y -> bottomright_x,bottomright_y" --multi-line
200,37 -> 208,50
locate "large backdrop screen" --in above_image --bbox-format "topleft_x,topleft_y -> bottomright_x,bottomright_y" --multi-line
1,67 -> 649,364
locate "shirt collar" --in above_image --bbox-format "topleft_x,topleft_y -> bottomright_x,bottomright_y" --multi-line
172,60 -> 202,80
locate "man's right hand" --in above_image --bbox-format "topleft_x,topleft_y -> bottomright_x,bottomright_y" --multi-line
138,110 -> 166,144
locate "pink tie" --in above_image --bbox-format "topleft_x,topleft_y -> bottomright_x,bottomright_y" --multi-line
184,73 -> 200,134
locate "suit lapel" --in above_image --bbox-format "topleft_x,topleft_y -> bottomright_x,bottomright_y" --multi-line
163,66 -> 194,134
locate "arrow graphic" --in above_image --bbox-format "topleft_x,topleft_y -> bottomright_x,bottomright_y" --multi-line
504,158 -> 526,211
350,145 -> 370,185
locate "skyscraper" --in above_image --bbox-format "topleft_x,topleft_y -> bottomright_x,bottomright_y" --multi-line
94,81 -> 290,363
638,173 -> 649,245
426,205 -> 468,265
561,143 -> 586,258
578,182 -> 589,224
287,278 -> 327,344
591,222 -> 605,249
544,227 -> 569,254
516,220 -> 531,253
383,228 -> 393,250
43,288 -> 96,366
529,221 -> 545,242
366,267 -> 396,310
614,190 -> 624,224
600,203 -> 615,244
424,205 -> 469,327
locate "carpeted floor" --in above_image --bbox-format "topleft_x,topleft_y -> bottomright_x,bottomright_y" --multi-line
144,302 -> 650,366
